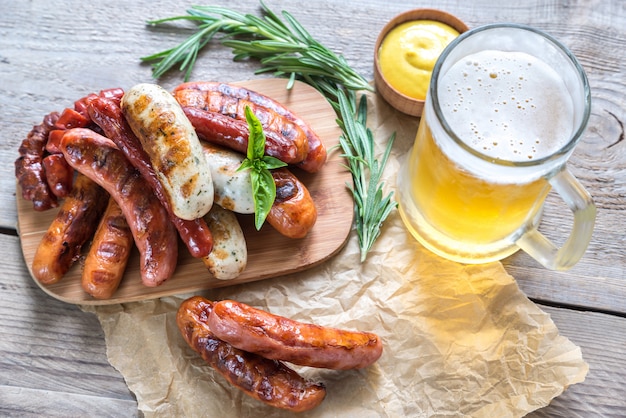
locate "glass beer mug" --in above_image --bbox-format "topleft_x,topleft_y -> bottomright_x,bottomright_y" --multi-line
397,23 -> 596,270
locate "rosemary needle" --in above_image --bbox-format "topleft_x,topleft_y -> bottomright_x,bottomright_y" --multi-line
337,90 -> 397,262
142,1 -> 397,261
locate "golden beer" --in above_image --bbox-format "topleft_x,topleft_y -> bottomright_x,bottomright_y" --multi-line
400,117 -> 551,261
397,24 -> 595,267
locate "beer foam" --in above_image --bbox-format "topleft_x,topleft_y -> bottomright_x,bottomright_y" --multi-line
439,50 -> 575,162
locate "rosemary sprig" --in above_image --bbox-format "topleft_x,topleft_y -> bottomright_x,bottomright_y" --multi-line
337,90 -> 397,262
142,1 -> 396,261
142,2 -> 372,92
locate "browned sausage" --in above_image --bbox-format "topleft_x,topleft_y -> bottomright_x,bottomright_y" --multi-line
182,106 -> 307,165
173,81 -> 325,162
174,83 -> 309,160
87,96 -> 214,258
121,83 -> 214,221
60,128 -> 178,287
15,112 -> 61,211
42,153 -> 74,198
268,168 -> 317,239
82,197 -> 134,299
31,173 -> 109,285
45,129 -> 66,155
208,299 -> 383,370
174,81 -> 327,172
15,88 -> 128,212
54,107 -> 91,130
177,296 -> 326,412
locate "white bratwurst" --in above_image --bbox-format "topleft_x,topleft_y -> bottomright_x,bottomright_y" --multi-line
202,205 -> 247,280
200,142 -> 255,214
121,83 -> 214,221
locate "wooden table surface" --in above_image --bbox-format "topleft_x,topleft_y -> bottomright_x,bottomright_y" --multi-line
2,0 -> 625,416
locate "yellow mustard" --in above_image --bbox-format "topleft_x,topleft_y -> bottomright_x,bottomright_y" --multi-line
378,20 -> 460,100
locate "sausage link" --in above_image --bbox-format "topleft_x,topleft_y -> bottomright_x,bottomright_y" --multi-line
121,83 -> 214,221
60,128 -> 178,287
208,299 -> 383,370
174,83 -> 309,160
45,129 -> 67,155
42,153 -> 74,198
174,83 -> 308,164
200,141 -> 254,214
182,106 -> 306,164
88,96 -> 213,258
177,296 -> 326,412
267,168 -> 317,239
54,107 -> 91,130
201,205 -> 247,280
16,88 -> 128,212
15,112 -> 61,211
82,197 -> 133,299
174,81 -> 326,172
31,173 -> 109,285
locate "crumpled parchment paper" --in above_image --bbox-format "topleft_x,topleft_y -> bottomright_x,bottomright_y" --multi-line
83,90 -> 588,418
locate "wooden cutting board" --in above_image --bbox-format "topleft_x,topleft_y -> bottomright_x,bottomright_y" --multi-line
16,78 -> 354,305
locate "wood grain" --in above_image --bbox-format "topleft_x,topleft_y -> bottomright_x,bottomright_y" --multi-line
2,0 -> 626,416
15,78 -> 353,305
0,235 -> 138,417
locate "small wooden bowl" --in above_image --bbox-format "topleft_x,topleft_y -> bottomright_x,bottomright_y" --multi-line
374,9 -> 469,117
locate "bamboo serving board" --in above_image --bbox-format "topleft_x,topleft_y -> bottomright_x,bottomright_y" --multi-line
16,78 -> 353,305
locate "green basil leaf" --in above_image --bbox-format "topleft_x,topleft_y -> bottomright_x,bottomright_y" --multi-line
237,159 -> 254,172
262,155 -> 287,170
244,105 -> 266,159
251,168 -> 276,230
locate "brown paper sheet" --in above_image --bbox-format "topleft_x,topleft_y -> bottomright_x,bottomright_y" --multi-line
83,91 -> 588,417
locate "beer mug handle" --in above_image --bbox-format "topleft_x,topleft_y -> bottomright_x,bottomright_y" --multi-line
515,168 -> 596,270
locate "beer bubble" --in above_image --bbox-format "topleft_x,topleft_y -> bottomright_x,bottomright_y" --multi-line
438,50 -> 575,163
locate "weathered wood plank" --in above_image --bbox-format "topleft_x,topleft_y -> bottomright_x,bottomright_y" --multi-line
0,234 -> 137,413
528,305 -> 626,417
0,387 -> 139,418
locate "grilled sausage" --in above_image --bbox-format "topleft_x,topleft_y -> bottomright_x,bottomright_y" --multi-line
54,107 -> 91,130
182,106 -> 307,165
82,197 -> 133,299
121,83 -> 214,221
15,112 -> 61,211
60,128 -> 178,287
15,88 -> 128,212
174,82 -> 309,164
174,81 -> 326,172
177,296 -> 326,412
42,153 -> 74,198
208,299 -> 383,370
31,173 -> 109,285
201,205 -> 247,280
88,96 -> 213,258
200,141 -> 255,214
267,168 -> 317,239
